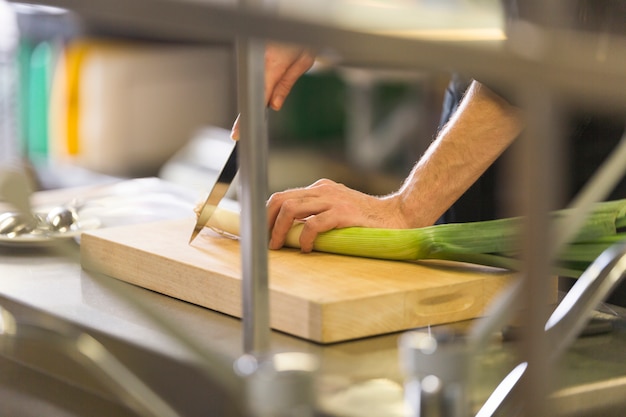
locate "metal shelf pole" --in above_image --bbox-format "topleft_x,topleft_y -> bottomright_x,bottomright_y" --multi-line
236,0 -> 270,356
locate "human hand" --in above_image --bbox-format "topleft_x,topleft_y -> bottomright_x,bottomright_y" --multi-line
267,179 -> 408,252
231,43 -> 315,140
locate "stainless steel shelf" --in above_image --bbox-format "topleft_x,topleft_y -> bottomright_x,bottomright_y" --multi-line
11,0 -> 626,108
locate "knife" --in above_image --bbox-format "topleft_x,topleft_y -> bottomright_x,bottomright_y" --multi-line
189,142 -> 239,243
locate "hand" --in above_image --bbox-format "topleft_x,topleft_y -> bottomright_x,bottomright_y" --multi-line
267,179 -> 408,252
231,43 -> 315,140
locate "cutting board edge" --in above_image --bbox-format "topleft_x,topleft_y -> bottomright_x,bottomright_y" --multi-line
316,272 -> 516,343
80,232 -> 330,342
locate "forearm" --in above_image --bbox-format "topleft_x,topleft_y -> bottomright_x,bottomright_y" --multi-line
390,80 -> 525,227
265,80 -> 524,251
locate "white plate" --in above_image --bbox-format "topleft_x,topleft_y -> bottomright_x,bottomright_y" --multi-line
0,214 -> 101,247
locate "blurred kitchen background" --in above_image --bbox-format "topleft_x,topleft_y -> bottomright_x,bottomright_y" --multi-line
5,2 -> 455,201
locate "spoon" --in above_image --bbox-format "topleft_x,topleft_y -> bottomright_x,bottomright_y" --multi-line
0,199 -> 82,237
45,205 -> 78,233
0,211 -> 40,237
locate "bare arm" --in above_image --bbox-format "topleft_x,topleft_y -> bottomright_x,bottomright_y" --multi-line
267,80 -> 525,251
392,80 -> 524,227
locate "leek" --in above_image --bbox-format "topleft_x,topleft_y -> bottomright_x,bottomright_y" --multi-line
298,199 -> 626,278
203,199 -> 626,278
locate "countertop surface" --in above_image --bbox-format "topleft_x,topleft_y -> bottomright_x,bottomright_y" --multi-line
2,177 -> 626,417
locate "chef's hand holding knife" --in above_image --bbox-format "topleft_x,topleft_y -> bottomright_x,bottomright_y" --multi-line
229,43 -> 411,253
231,43 -> 420,252
230,41 -> 511,253
230,43 -> 316,140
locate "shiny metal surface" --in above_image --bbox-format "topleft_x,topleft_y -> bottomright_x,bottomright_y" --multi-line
45,205 -> 78,233
0,305 -> 183,417
516,85 -> 559,416
400,331 -> 469,417
0,294 -> 244,417
472,240 -> 626,416
8,0 -> 626,109
189,142 -> 239,243
1,247 -> 626,416
236,0 -> 271,356
0,211 -> 38,236
547,242 -> 626,361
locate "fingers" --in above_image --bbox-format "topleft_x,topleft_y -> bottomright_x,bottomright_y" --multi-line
267,179 -> 357,252
233,44 -> 315,140
268,51 -> 315,111
268,194 -> 331,251
265,44 -> 315,111
267,179 -> 334,234
297,213 -> 340,252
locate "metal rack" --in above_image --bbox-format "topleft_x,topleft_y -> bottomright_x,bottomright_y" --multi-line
4,0 -> 626,416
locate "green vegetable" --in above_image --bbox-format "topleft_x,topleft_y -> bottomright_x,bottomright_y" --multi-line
299,199 -> 626,278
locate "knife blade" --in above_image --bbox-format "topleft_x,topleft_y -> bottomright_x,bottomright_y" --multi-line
189,142 -> 239,243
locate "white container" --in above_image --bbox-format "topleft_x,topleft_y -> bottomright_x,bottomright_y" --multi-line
50,40 -> 235,177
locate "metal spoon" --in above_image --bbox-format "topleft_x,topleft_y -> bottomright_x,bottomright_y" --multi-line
0,197 -> 84,237
45,205 -> 78,233
0,211 -> 39,237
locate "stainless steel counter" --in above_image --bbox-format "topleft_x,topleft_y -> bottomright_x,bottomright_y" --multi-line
2,178 -> 626,417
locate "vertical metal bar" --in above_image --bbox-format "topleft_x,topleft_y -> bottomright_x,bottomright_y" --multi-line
517,85 -> 562,416
236,0 -> 270,355
513,3 -> 569,414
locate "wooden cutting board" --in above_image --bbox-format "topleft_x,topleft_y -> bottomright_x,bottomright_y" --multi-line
80,217 -> 518,344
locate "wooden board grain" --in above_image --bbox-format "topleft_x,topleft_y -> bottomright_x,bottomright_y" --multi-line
80,217 -> 518,343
